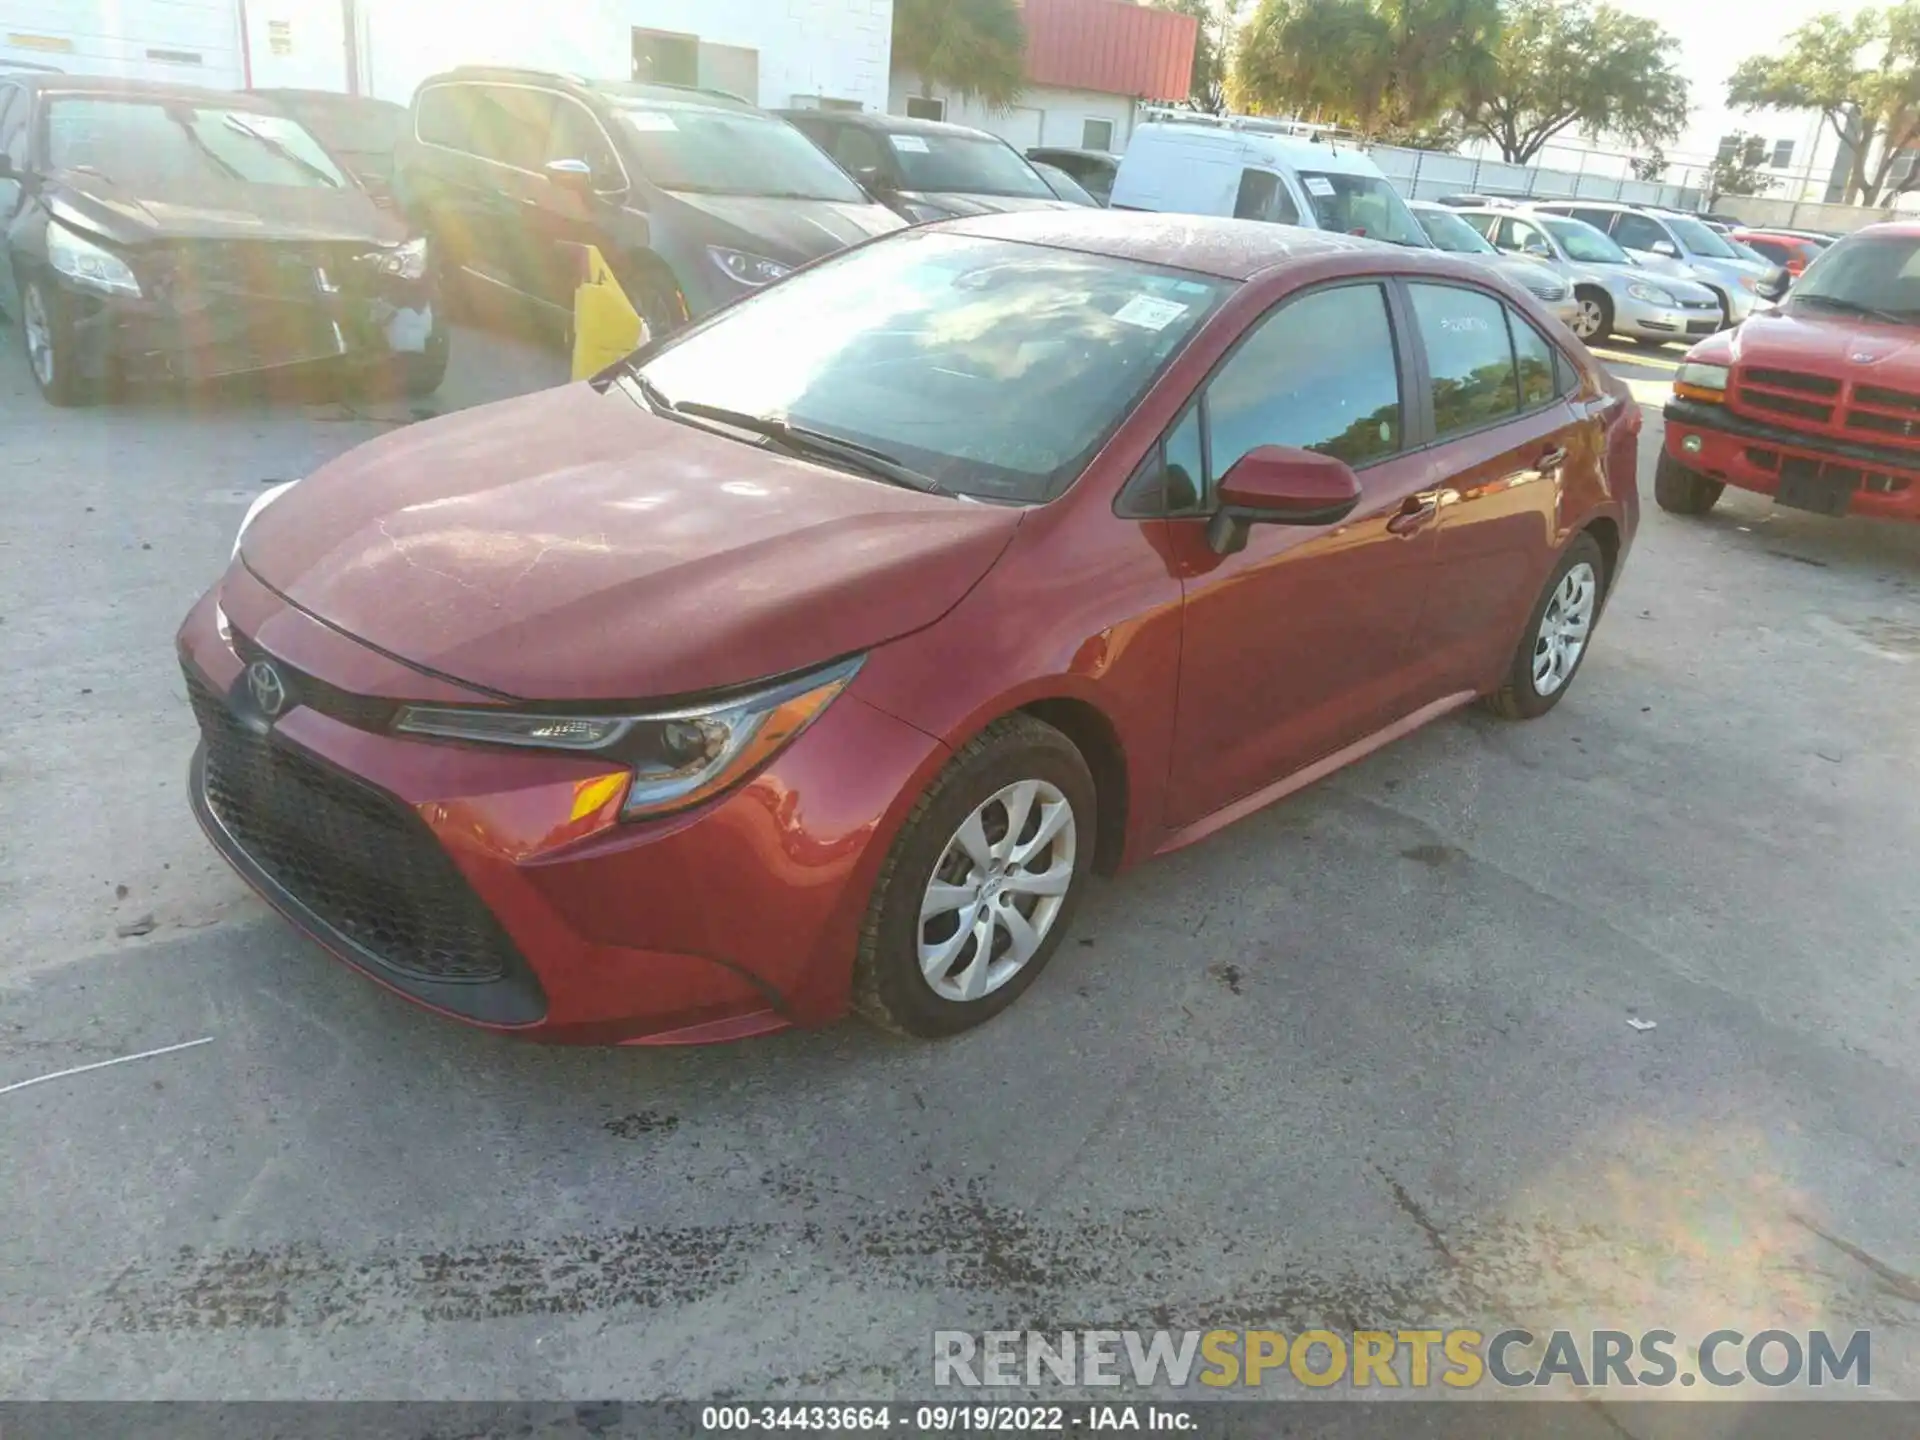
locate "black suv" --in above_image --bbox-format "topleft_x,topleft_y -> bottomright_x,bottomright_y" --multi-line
776,111 -> 1074,223
396,68 -> 904,337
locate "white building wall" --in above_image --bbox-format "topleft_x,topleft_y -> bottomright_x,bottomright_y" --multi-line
243,0 -> 351,91
889,73 -> 1137,154
358,0 -> 890,110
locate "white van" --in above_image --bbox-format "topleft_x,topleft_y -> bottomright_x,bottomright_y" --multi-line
1108,121 -> 1430,249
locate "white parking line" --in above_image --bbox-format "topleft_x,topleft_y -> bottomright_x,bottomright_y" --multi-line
1591,346 -> 1682,372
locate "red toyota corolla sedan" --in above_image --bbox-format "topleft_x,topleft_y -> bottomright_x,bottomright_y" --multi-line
178,212 -> 1639,1044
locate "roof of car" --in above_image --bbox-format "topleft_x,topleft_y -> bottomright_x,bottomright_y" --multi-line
1028,146 -> 1121,162
776,109 -> 1004,142
935,209 -> 1492,283
426,67 -> 761,114
250,87 -> 406,111
2,72 -> 285,106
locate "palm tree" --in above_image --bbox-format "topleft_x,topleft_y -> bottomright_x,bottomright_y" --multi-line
892,0 -> 1027,109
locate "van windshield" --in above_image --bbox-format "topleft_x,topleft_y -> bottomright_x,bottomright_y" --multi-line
614,103 -> 866,203
1298,172 -> 1427,248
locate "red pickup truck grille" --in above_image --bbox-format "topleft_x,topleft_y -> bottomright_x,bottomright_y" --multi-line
1732,366 -> 1920,449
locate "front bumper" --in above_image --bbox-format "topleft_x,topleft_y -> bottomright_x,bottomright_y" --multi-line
1613,292 -> 1722,341
1663,398 -> 1920,520
54,267 -> 442,384
175,567 -> 946,1043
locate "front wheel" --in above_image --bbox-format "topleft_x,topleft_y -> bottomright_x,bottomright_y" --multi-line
1570,289 -> 1612,342
1654,452 -> 1723,515
21,278 -> 87,407
853,714 -> 1095,1038
1482,533 -> 1606,721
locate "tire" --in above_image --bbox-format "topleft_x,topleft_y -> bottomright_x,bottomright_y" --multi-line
348,325 -> 449,400
20,277 -> 87,407
1570,288 -> 1612,343
1654,452 -> 1723,516
613,257 -> 688,345
1706,287 -> 1732,330
853,714 -> 1096,1039
1482,533 -> 1607,721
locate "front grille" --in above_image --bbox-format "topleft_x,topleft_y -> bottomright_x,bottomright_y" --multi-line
1525,281 -> 1568,302
1845,410 -> 1920,439
1744,368 -> 1841,396
1855,384 -> 1920,413
187,671 -> 521,984
231,630 -> 398,732
1744,390 -> 1836,423
1687,319 -> 1718,334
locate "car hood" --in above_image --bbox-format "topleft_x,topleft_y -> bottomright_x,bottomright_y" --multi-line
1723,307 -> 1920,383
661,191 -> 906,265
897,190 -> 1078,218
239,381 -> 1023,702
46,172 -> 401,247
1477,253 -> 1566,291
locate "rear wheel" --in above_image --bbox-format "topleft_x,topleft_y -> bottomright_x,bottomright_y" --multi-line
1654,452 -> 1723,516
613,258 -> 687,346
853,714 -> 1095,1038
1483,533 -> 1606,721
1571,288 -> 1612,342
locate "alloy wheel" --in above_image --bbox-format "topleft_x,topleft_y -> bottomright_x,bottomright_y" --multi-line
917,779 -> 1077,1003
23,284 -> 55,388
1532,561 -> 1597,696
1572,299 -> 1604,339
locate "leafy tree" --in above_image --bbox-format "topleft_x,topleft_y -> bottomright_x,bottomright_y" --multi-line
1729,5 -> 1920,205
1630,144 -> 1669,182
1461,0 -> 1689,164
1231,0 -> 1499,138
1707,133 -> 1779,201
891,0 -> 1026,108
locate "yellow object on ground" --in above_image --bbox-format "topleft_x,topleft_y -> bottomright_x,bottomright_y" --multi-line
570,244 -> 647,381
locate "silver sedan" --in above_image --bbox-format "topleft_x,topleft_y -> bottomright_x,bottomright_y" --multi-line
1451,208 -> 1725,345
1407,201 -> 1582,329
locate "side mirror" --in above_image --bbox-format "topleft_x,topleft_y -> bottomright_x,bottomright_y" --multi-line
1652,239 -> 1678,258
1207,446 -> 1362,555
545,158 -> 594,194
1755,267 -> 1791,303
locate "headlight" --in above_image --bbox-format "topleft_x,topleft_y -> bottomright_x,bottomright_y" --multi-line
232,480 -> 299,559
708,247 -> 793,287
46,221 -> 141,297
394,655 -> 862,819
1674,362 -> 1729,403
369,236 -> 428,281
1627,282 -> 1675,305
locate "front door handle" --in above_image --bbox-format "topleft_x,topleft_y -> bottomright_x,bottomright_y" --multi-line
1387,491 -> 1440,536
1537,446 -> 1569,474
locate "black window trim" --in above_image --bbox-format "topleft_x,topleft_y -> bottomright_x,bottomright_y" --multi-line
413,79 -> 631,195
1115,276 -> 1416,520
1394,276 -> 1579,452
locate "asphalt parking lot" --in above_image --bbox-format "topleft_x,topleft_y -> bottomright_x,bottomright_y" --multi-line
1,321 -> 1917,1406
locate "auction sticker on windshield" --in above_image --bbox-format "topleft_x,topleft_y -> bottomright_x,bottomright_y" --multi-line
890,135 -> 930,152
1112,295 -> 1189,331
625,111 -> 678,131
1303,176 -> 1337,197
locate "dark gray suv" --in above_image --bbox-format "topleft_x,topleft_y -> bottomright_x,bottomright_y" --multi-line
396,68 -> 904,337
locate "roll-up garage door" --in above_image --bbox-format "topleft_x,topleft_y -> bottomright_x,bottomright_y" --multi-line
1,0 -> 245,89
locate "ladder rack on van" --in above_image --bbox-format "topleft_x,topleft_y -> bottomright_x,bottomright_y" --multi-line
1134,106 -> 1346,141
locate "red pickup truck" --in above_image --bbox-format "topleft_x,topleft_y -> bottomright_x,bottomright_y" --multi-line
1659,222 -> 1920,522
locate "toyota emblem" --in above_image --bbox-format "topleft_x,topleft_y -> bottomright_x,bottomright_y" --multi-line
246,659 -> 288,718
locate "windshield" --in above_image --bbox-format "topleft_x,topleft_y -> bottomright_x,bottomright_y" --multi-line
1414,207 -> 1495,254
888,131 -> 1054,199
637,233 -> 1232,502
1787,236 -> 1920,322
286,98 -> 405,156
1541,217 -> 1628,265
46,97 -> 345,187
1666,215 -> 1739,259
1033,162 -> 1098,207
1298,172 -> 1428,247
614,103 -> 866,202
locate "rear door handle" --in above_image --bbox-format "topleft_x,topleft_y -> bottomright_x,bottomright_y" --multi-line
1537,446 -> 1569,474
1387,491 -> 1440,536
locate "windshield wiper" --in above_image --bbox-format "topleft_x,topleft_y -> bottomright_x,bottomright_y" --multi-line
1793,294 -> 1914,326
163,110 -> 244,182
668,399 -> 957,498
222,114 -> 341,187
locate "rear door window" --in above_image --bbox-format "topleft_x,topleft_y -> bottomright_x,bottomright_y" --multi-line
1611,212 -> 1671,253
1409,283 -> 1521,438
416,83 -> 474,153
1509,309 -> 1562,409
1233,168 -> 1300,225
1568,207 -> 1617,231
827,124 -> 889,179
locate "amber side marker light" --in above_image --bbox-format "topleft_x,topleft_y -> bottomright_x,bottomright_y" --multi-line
1674,362 -> 1729,405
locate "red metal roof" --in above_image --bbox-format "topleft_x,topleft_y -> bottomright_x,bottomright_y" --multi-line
1020,0 -> 1198,103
